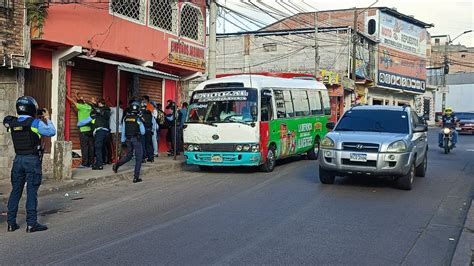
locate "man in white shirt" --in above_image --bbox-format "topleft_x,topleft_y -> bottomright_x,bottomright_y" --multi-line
109,102 -> 124,161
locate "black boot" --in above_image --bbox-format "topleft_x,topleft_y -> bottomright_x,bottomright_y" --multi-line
133,177 -> 143,183
7,223 -> 20,232
112,164 -> 119,173
26,223 -> 48,233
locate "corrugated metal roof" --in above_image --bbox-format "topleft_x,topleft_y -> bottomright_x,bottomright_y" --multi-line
77,55 -> 180,81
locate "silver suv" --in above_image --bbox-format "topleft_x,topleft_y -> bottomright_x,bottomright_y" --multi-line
319,105 -> 428,190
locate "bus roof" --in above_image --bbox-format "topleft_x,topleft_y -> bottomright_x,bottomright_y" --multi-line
194,75 -> 327,91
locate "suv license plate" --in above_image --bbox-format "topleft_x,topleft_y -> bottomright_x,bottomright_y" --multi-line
455,127 -> 462,131
211,156 -> 223,163
350,153 -> 367,162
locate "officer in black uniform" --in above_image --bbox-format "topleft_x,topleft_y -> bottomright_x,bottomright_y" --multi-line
3,96 -> 56,233
90,99 -> 110,170
140,103 -> 154,163
113,101 -> 145,183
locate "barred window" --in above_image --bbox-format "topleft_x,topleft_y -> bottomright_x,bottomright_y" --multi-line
110,0 -> 146,24
148,0 -> 178,33
180,3 -> 204,42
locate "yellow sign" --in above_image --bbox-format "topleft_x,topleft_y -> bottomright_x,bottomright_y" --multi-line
169,39 -> 206,70
320,70 -> 340,85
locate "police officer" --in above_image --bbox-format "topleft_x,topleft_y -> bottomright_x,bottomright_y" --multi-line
80,99 -> 110,170
113,101 -> 145,183
140,102 -> 156,163
439,107 -> 459,147
3,96 -> 56,233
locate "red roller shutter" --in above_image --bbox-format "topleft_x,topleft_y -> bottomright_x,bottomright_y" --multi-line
70,67 -> 103,150
139,75 -> 163,105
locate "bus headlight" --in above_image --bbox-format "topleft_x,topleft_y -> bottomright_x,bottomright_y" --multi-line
251,144 -> 259,152
193,145 -> 200,151
187,144 -> 194,151
321,137 -> 335,148
235,145 -> 243,151
242,144 -> 250,151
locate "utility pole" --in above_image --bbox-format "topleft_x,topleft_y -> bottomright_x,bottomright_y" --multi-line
442,38 -> 449,112
208,0 -> 217,79
351,9 -> 358,83
314,11 -> 319,77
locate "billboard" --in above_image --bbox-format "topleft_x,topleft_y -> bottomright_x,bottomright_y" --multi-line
377,12 -> 427,93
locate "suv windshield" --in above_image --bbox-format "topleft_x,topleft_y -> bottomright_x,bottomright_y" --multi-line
456,112 -> 474,120
187,88 -> 258,123
336,109 -> 409,134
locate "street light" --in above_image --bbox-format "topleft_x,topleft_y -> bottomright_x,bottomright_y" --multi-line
450,30 -> 473,44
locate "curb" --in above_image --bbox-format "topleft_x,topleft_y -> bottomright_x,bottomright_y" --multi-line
452,200 -> 474,265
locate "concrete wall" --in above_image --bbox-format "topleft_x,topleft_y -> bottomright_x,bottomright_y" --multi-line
216,30 -> 351,76
0,69 -> 23,180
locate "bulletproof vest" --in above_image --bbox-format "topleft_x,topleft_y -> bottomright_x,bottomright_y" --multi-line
142,110 -> 153,129
8,117 -> 41,155
93,107 -> 110,129
124,114 -> 140,138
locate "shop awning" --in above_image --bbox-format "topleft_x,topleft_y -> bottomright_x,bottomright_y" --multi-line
77,55 -> 180,81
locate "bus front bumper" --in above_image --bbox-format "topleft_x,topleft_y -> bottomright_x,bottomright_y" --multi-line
184,151 -> 262,166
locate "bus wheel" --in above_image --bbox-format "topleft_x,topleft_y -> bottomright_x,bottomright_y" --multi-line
260,146 -> 276,172
307,137 -> 320,160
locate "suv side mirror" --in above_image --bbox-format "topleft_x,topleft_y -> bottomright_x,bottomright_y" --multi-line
326,122 -> 335,130
413,125 -> 428,133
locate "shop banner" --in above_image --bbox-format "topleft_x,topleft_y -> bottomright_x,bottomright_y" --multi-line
378,70 -> 425,93
169,39 -> 205,70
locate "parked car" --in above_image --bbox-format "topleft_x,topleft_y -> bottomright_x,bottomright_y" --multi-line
455,112 -> 474,134
319,105 -> 428,190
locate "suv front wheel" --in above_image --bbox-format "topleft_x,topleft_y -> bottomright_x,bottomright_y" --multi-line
396,163 -> 415,190
319,165 -> 336,184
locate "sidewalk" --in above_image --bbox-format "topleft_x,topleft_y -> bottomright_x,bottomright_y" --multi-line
452,200 -> 474,265
0,155 -> 186,211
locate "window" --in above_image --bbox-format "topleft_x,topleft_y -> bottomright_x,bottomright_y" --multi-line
148,0 -> 178,33
261,90 -> 273,121
274,90 -> 286,118
110,0 -> 146,24
292,90 -> 310,117
368,19 -> 376,35
372,99 -> 383,105
263,43 -> 277,52
320,90 -> 331,115
283,91 -> 294,117
0,0 -> 12,9
307,90 -> 323,115
180,3 -> 204,42
336,110 -> 409,134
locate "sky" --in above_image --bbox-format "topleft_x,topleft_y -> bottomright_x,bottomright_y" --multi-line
216,0 -> 474,47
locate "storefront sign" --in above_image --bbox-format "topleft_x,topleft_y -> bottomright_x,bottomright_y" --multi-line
328,86 -> 344,97
379,12 -> 427,57
378,70 -> 425,93
320,70 -> 340,85
168,39 -> 205,70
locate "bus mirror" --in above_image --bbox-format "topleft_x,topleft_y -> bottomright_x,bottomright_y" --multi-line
251,106 -> 257,117
326,122 -> 335,130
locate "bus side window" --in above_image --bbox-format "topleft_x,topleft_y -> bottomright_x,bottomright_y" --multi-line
283,90 -> 295,117
261,90 -> 273,121
320,91 -> 331,116
292,90 -> 310,117
308,90 -> 323,115
274,90 -> 286,118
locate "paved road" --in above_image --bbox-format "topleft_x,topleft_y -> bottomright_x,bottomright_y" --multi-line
1,130 -> 473,265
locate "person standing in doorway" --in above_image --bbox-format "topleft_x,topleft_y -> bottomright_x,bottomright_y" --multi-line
3,96 -> 56,233
66,92 -> 94,168
113,101 -> 145,183
109,100 -> 124,162
178,102 -> 188,154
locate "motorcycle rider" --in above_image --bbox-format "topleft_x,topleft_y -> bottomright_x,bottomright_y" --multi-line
438,107 -> 459,148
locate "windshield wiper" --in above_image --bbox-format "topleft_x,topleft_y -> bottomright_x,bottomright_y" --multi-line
204,121 -> 218,127
229,118 -> 254,127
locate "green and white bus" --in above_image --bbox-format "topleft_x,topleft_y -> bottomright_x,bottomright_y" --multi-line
183,75 -> 331,172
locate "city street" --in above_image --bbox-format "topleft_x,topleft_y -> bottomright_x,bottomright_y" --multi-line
1,130 -> 473,265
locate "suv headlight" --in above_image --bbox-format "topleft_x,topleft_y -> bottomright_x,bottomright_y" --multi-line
321,137 -> 335,148
387,140 -> 407,153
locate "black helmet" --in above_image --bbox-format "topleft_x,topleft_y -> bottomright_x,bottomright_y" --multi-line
129,101 -> 141,114
16,96 -> 38,116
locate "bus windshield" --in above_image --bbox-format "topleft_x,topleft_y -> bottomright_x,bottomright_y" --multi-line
187,88 -> 258,124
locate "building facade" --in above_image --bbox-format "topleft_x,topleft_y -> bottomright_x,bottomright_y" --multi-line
1,0 -> 207,180
217,7 -> 432,117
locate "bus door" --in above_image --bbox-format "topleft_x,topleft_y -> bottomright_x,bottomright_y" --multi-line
260,89 -> 273,162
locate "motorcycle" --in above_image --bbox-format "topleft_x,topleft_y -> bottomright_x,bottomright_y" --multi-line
441,127 -> 454,154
